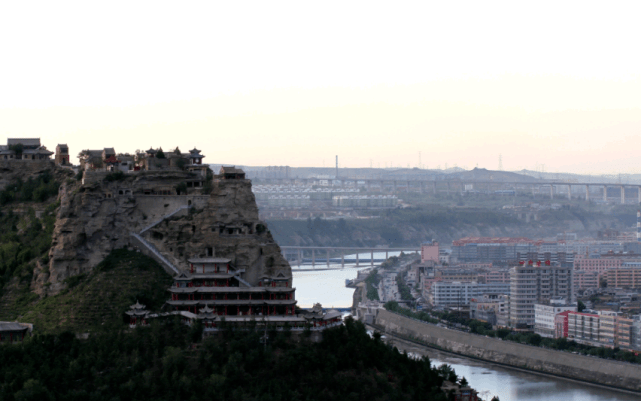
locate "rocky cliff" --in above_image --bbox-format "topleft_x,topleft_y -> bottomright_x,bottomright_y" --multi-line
34,170 -> 290,295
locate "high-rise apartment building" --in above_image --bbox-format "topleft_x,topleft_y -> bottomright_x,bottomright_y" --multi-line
509,263 -> 573,330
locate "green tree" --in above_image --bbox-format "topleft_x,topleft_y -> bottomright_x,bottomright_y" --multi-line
9,143 -> 24,156
156,148 -> 166,159
577,300 -> 586,312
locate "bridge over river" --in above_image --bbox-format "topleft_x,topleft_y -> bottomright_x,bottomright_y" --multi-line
280,246 -> 420,269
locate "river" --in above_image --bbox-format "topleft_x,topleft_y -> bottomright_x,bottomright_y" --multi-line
292,254 -> 640,400
390,336 -> 640,401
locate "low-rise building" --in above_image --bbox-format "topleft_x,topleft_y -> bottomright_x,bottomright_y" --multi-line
567,311 -> 601,345
554,310 -> 572,338
431,281 -> 509,307
469,294 -> 508,326
534,298 -> 576,338
0,322 -> 32,343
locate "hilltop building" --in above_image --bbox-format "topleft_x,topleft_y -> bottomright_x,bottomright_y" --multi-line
55,144 -> 70,165
0,138 -> 53,160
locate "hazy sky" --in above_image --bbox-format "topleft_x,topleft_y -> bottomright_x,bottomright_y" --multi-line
1,1 -> 640,174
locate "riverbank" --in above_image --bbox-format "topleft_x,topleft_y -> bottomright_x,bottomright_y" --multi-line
375,309 -> 641,393
378,328 -> 641,401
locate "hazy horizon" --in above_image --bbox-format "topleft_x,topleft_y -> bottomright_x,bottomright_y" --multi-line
2,1 -> 640,174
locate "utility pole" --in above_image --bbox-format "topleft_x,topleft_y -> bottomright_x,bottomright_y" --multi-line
335,155 -> 338,179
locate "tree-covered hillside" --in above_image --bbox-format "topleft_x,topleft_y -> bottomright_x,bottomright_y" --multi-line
0,317 -> 452,401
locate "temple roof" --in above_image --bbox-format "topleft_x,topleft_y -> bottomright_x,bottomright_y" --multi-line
125,310 -> 149,316
167,300 -> 297,306
104,155 -> 121,163
0,322 -> 30,332
169,286 -> 295,293
259,272 -> 293,280
7,138 -> 40,147
188,258 -> 231,264
130,301 -> 146,310
23,147 -> 54,155
146,148 -> 157,154
199,305 -> 214,313
220,166 -> 245,175
323,310 -> 343,320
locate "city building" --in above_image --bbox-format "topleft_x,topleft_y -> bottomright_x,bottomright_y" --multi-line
599,311 -> 633,349
421,241 -> 439,263
605,266 -> 641,288
573,270 -> 600,291
430,281 -> 510,307
509,263 -> 573,330
477,268 -> 511,283
470,294 -> 508,326
452,237 -> 540,263
567,311 -> 601,345
574,254 -> 623,275
554,310 -> 572,338
534,298 -> 576,338
631,316 -> 641,351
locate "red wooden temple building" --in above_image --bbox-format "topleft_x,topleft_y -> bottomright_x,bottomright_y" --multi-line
127,256 -> 343,333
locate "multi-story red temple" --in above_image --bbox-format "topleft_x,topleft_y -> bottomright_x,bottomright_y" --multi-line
167,257 -> 297,317
127,256 -> 342,333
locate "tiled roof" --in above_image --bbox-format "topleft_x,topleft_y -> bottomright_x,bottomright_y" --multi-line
188,258 -> 231,264
220,166 -> 245,174
7,138 -> 40,146
0,322 -> 29,332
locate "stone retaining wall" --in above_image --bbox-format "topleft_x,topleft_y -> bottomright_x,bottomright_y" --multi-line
376,309 -> 641,392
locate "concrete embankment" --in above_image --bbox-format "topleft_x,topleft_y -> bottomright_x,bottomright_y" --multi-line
375,309 -> 641,392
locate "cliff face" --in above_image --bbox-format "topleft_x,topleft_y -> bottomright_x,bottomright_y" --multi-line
0,160 -> 68,191
35,171 -> 290,295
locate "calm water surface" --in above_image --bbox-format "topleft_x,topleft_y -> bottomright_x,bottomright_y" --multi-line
292,255 -> 641,401
292,251 -> 399,308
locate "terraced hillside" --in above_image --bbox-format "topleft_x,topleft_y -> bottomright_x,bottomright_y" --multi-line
0,249 -> 172,334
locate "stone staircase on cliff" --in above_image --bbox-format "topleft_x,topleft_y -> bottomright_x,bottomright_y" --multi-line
130,233 -> 180,276
139,205 -> 191,234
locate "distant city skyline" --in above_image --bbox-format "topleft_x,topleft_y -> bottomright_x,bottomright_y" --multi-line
1,2 -> 640,174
